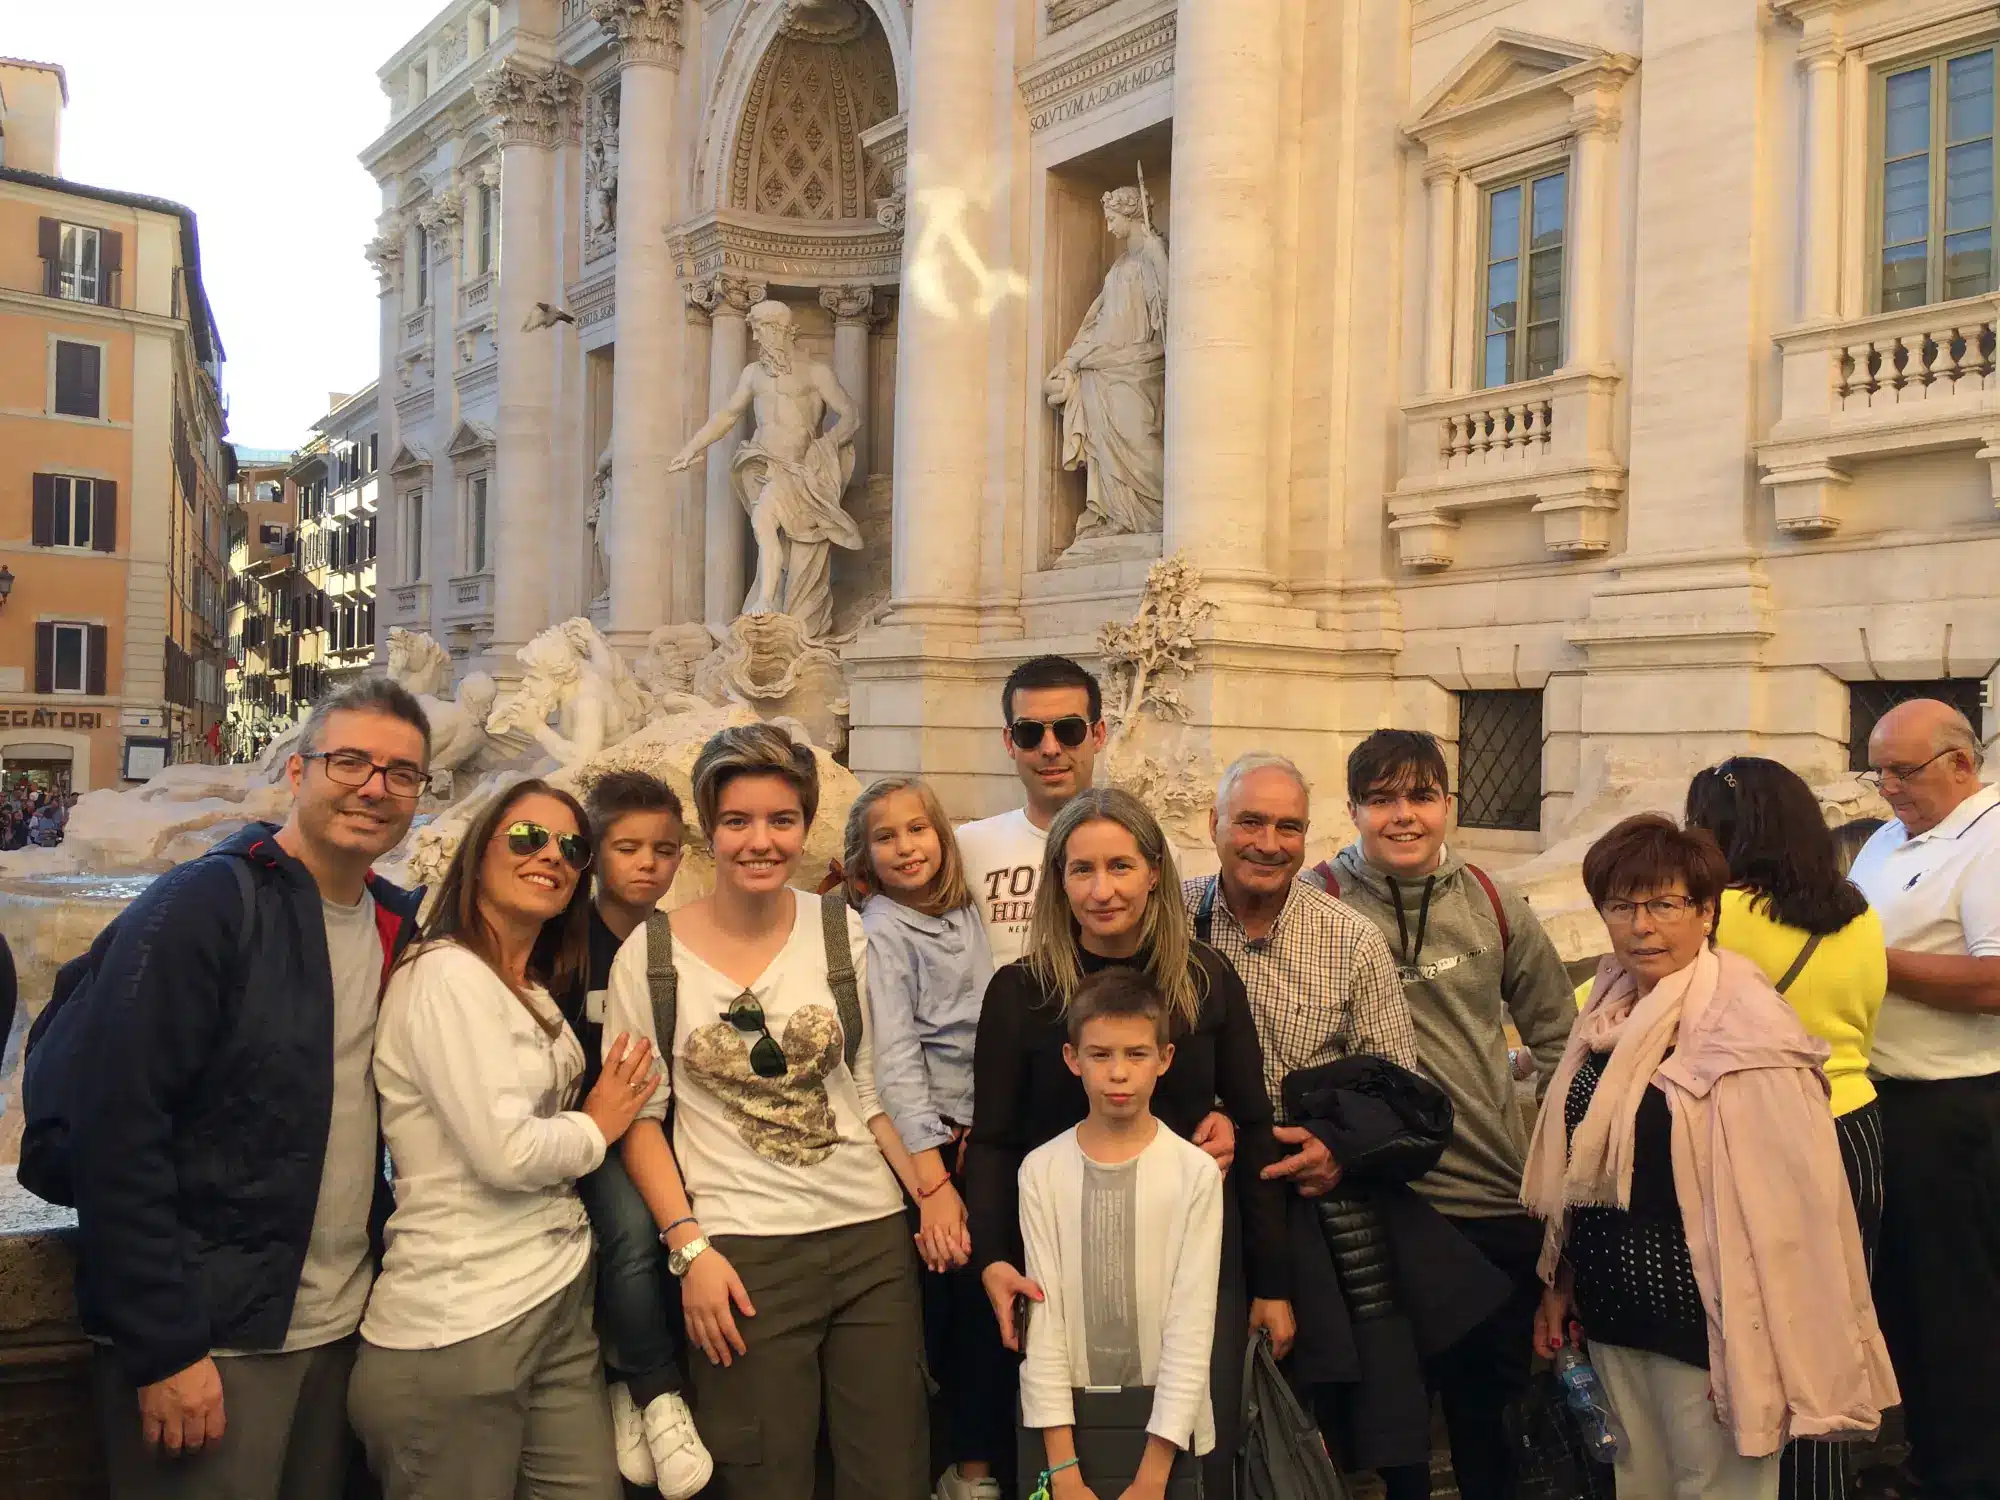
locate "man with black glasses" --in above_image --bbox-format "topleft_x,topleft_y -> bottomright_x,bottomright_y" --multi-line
957,654 -> 1108,969
70,678 -> 430,1500
1848,699 -> 2000,1500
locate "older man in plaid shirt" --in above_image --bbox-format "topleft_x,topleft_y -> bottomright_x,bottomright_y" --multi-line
1182,752 -> 1418,1195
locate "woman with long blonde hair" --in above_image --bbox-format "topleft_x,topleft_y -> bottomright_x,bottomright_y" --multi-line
966,787 -> 1290,1496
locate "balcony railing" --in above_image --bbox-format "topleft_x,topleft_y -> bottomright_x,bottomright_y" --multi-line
460,272 -> 493,316
441,571 -> 493,623
403,307 -> 430,346
384,582 -> 431,626
1758,294 -> 2000,537
1389,368 -> 1626,571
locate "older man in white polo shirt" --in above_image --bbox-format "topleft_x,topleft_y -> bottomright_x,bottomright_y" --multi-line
1848,698 -> 2000,1500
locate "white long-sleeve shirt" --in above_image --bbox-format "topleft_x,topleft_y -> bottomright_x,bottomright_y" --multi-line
602,888 -> 903,1240
1018,1123 -> 1223,1456
361,942 -> 606,1350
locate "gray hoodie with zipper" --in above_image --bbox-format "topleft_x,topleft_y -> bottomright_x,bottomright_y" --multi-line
1316,843 -> 1576,1220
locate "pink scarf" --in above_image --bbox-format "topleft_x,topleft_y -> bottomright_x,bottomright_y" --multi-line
1521,945 -> 1717,1282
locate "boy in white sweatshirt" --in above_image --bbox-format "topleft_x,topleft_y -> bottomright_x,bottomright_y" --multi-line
1018,969 -> 1224,1500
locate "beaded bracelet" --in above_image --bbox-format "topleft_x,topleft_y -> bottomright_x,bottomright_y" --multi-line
915,1176 -> 952,1201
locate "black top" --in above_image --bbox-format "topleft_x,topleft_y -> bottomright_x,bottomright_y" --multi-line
555,905 -> 625,1101
1563,1049 -> 1709,1370
966,943 -> 1290,1299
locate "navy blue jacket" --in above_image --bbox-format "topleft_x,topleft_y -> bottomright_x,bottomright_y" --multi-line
70,823 -> 421,1385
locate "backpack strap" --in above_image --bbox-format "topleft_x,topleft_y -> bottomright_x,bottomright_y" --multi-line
1194,876 -> 1218,946
645,908 -> 678,1068
1465,863 -> 1511,954
1309,860 -> 1341,898
819,888 -> 863,1073
225,856 -> 258,966
1774,931 -> 1823,996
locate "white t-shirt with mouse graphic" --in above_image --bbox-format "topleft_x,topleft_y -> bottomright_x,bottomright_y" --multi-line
603,889 -> 903,1240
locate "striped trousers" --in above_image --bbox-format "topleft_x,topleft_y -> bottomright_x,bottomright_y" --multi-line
1778,1100 -> 1885,1500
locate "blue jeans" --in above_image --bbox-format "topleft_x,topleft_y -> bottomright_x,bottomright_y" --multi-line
574,1151 -> 684,1405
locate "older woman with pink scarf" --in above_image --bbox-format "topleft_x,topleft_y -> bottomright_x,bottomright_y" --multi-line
1522,815 -> 1896,1500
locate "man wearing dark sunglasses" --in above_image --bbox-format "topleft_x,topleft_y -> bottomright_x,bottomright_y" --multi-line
956,655 -> 1109,969
66,679 -> 430,1500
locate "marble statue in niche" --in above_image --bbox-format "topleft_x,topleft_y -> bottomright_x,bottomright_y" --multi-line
586,444 -> 612,604
668,300 -> 862,640
1045,177 -> 1168,549
585,85 -> 620,254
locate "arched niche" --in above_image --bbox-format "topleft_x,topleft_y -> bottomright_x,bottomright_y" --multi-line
693,0 -> 910,218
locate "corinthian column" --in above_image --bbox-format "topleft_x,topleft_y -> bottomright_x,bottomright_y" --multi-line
883,0 -> 998,630
475,56 -> 574,660
1162,0 -> 1283,596
820,284 -> 874,489
594,0 -> 685,646
696,272 -> 764,626
364,223 -> 406,619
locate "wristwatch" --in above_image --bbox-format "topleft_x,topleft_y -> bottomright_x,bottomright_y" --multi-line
666,1235 -> 711,1278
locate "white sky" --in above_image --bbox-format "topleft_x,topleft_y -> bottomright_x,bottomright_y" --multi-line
8,1 -> 441,450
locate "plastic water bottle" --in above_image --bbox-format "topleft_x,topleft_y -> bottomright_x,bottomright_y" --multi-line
1553,1346 -> 1621,1463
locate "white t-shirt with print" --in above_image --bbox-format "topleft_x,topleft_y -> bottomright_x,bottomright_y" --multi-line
603,889 -> 903,1241
956,807 -> 1049,971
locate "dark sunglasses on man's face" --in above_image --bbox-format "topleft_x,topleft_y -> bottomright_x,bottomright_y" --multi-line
723,993 -> 789,1079
501,820 -> 592,871
1009,715 -> 1095,752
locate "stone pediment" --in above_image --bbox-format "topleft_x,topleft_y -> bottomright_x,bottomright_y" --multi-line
387,439 -> 432,475
446,418 -> 497,457
1407,29 -> 1635,145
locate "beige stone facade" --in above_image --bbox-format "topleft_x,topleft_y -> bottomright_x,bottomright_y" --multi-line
361,0 -> 1999,857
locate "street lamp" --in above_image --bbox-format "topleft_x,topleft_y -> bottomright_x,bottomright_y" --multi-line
0,566 -> 15,608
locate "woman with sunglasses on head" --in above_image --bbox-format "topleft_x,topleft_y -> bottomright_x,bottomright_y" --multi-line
601,724 -> 937,1500
1684,758 -> 1887,1500
1524,815 -> 1895,1500
968,786 -> 1291,1500
348,781 -> 660,1499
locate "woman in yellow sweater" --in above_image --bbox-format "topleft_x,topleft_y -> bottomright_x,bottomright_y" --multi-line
1685,756 -> 1886,1500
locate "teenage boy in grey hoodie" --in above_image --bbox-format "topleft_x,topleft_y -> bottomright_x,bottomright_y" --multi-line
1306,729 -> 1574,1500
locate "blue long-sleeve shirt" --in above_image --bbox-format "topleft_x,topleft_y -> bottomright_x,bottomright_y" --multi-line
860,894 -> 993,1154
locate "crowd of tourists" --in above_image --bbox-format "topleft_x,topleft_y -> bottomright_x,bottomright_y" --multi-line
0,783 -> 70,848
31,655 -> 2000,1500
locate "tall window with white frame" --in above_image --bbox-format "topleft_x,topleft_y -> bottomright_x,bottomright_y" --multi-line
1480,167 -> 1568,388
50,623 -> 88,693
477,183 -> 494,276
1879,47 -> 1995,312
57,224 -> 100,303
408,488 -> 425,582
51,476 -> 94,548
468,473 -> 489,573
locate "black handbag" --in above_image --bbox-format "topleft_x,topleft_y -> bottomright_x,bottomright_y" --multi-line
1018,1389 -> 1204,1500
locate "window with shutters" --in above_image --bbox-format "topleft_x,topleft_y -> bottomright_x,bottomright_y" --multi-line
52,339 -> 104,419
58,224 -> 100,303
50,623 -> 88,693
53,476 -> 94,547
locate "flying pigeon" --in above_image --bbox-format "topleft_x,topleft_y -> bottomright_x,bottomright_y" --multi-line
524,301 -> 577,331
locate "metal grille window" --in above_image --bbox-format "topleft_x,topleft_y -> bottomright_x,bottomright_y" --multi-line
1458,690 -> 1544,831
1848,678 -> 1986,769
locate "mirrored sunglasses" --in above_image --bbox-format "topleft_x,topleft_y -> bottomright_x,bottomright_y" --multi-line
502,820 -> 592,871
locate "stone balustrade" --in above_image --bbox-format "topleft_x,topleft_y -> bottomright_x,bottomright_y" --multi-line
384,581 -> 431,626
1759,294 -> 2000,537
459,272 -> 493,317
442,571 -> 494,626
1389,368 -> 1625,571
402,307 -> 429,346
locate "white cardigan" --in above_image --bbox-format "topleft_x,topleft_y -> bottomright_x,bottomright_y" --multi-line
1018,1124 -> 1224,1456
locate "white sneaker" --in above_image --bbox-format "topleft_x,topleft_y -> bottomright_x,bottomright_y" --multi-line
935,1464 -> 1004,1500
609,1382 -> 658,1488
643,1390 -> 714,1500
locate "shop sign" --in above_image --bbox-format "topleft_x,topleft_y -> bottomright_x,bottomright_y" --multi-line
3,708 -> 105,730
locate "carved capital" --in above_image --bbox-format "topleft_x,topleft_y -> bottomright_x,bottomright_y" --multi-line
706,272 -> 768,317
591,0 -> 684,69
474,58 -> 576,149
417,189 -> 465,254
364,233 -> 403,292
684,279 -> 716,322
819,284 -> 874,324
